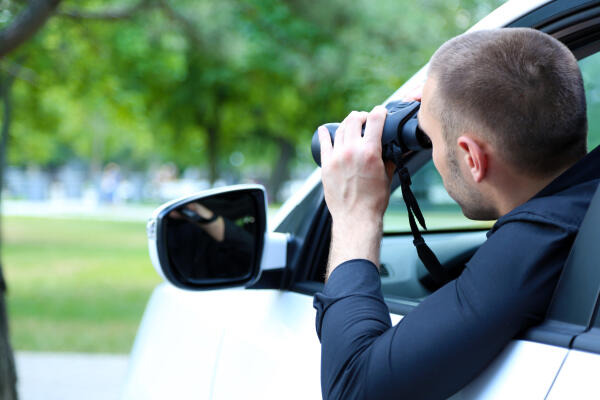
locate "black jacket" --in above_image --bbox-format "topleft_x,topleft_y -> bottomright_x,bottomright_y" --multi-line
314,146 -> 600,400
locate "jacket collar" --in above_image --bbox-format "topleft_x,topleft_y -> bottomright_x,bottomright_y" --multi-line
534,145 -> 600,199
489,145 -> 600,235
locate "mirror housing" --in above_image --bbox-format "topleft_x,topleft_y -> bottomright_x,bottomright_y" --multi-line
146,185 -> 287,290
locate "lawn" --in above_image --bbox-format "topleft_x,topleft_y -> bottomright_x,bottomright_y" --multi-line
0,209 -> 489,354
2,216 -> 160,354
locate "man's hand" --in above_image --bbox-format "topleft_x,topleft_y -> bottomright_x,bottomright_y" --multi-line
318,106 -> 395,278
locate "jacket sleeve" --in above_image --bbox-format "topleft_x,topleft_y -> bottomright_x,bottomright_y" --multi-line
313,220 -> 573,400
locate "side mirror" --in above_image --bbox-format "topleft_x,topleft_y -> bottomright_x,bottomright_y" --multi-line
146,185 -> 287,290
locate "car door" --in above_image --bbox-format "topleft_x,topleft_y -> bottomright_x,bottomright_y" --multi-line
544,166 -> 600,400
546,307 -> 600,399
122,174 -> 326,400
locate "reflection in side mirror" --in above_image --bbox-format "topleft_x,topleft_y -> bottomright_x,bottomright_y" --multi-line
147,186 -> 267,290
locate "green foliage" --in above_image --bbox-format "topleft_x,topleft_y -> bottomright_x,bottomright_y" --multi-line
3,0 -> 504,187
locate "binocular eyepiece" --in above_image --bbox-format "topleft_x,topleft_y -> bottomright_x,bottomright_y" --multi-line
311,100 -> 431,166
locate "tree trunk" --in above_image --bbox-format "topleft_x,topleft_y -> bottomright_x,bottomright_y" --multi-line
0,71 -> 19,400
267,138 -> 295,203
0,0 -> 62,58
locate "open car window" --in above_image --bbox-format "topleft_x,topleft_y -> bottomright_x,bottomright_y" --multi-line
581,52 -> 600,152
379,49 -> 600,306
384,160 -> 493,233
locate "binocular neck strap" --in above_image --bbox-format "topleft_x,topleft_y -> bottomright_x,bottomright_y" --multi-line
391,145 -> 450,285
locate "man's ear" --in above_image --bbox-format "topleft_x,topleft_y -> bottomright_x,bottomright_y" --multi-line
457,135 -> 487,183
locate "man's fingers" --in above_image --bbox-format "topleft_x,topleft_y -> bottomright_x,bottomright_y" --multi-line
169,210 -> 183,220
318,126 -> 333,165
404,94 -> 422,102
402,88 -> 422,102
321,107 -> 386,167
364,105 -> 387,146
343,111 -> 368,144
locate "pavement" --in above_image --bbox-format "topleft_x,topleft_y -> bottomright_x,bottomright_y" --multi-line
15,352 -> 129,400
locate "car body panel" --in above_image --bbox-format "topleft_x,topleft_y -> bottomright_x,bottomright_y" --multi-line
123,284 -> 221,400
451,341 -> 568,399
210,290 -> 321,399
122,284 -> 322,400
123,282 -> 569,400
468,0 -> 550,33
546,349 -> 600,400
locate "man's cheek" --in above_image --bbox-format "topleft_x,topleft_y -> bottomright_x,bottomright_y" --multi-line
431,150 -> 443,175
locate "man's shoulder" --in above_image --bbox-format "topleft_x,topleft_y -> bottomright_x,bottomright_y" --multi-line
465,178 -> 599,301
492,177 -> 600,237
491,146 -> 600,236
470,178 -> 600,275
463,201 -> 581,319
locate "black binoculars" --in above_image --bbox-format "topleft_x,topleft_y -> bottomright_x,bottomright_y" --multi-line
311,100 -> 431,166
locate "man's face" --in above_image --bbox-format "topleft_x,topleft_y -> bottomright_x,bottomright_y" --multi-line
418,76 -> 495,220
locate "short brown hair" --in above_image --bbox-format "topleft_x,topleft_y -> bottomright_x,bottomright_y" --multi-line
429,28 -> 587,176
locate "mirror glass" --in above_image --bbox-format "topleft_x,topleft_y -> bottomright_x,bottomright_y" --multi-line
164,191 -> 261,285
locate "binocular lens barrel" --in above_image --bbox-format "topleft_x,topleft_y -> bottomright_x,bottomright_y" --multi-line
311,101 -> 431,166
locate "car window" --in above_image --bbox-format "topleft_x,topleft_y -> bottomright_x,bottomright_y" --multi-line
379,50 -> 600,304
580,53 -> 600,152
383,161 -> 492,233
384,51 -> 600,234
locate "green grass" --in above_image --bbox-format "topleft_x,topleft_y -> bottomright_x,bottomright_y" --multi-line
2,216 -> 161,354
0,209 -> 487,354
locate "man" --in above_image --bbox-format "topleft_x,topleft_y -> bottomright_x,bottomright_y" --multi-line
314,28 -> 600,399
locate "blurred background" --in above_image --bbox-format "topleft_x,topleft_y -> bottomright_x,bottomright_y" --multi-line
0,0 -> 525,398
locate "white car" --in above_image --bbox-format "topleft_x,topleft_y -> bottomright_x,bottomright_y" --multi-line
123,1 -> 600,398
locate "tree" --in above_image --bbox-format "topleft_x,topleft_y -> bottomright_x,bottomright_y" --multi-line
0,2 -> 143,397
0,67 -> 18,400
0,0 -> 62,57
4,0 -> 504,202
0,0 -> 66,396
